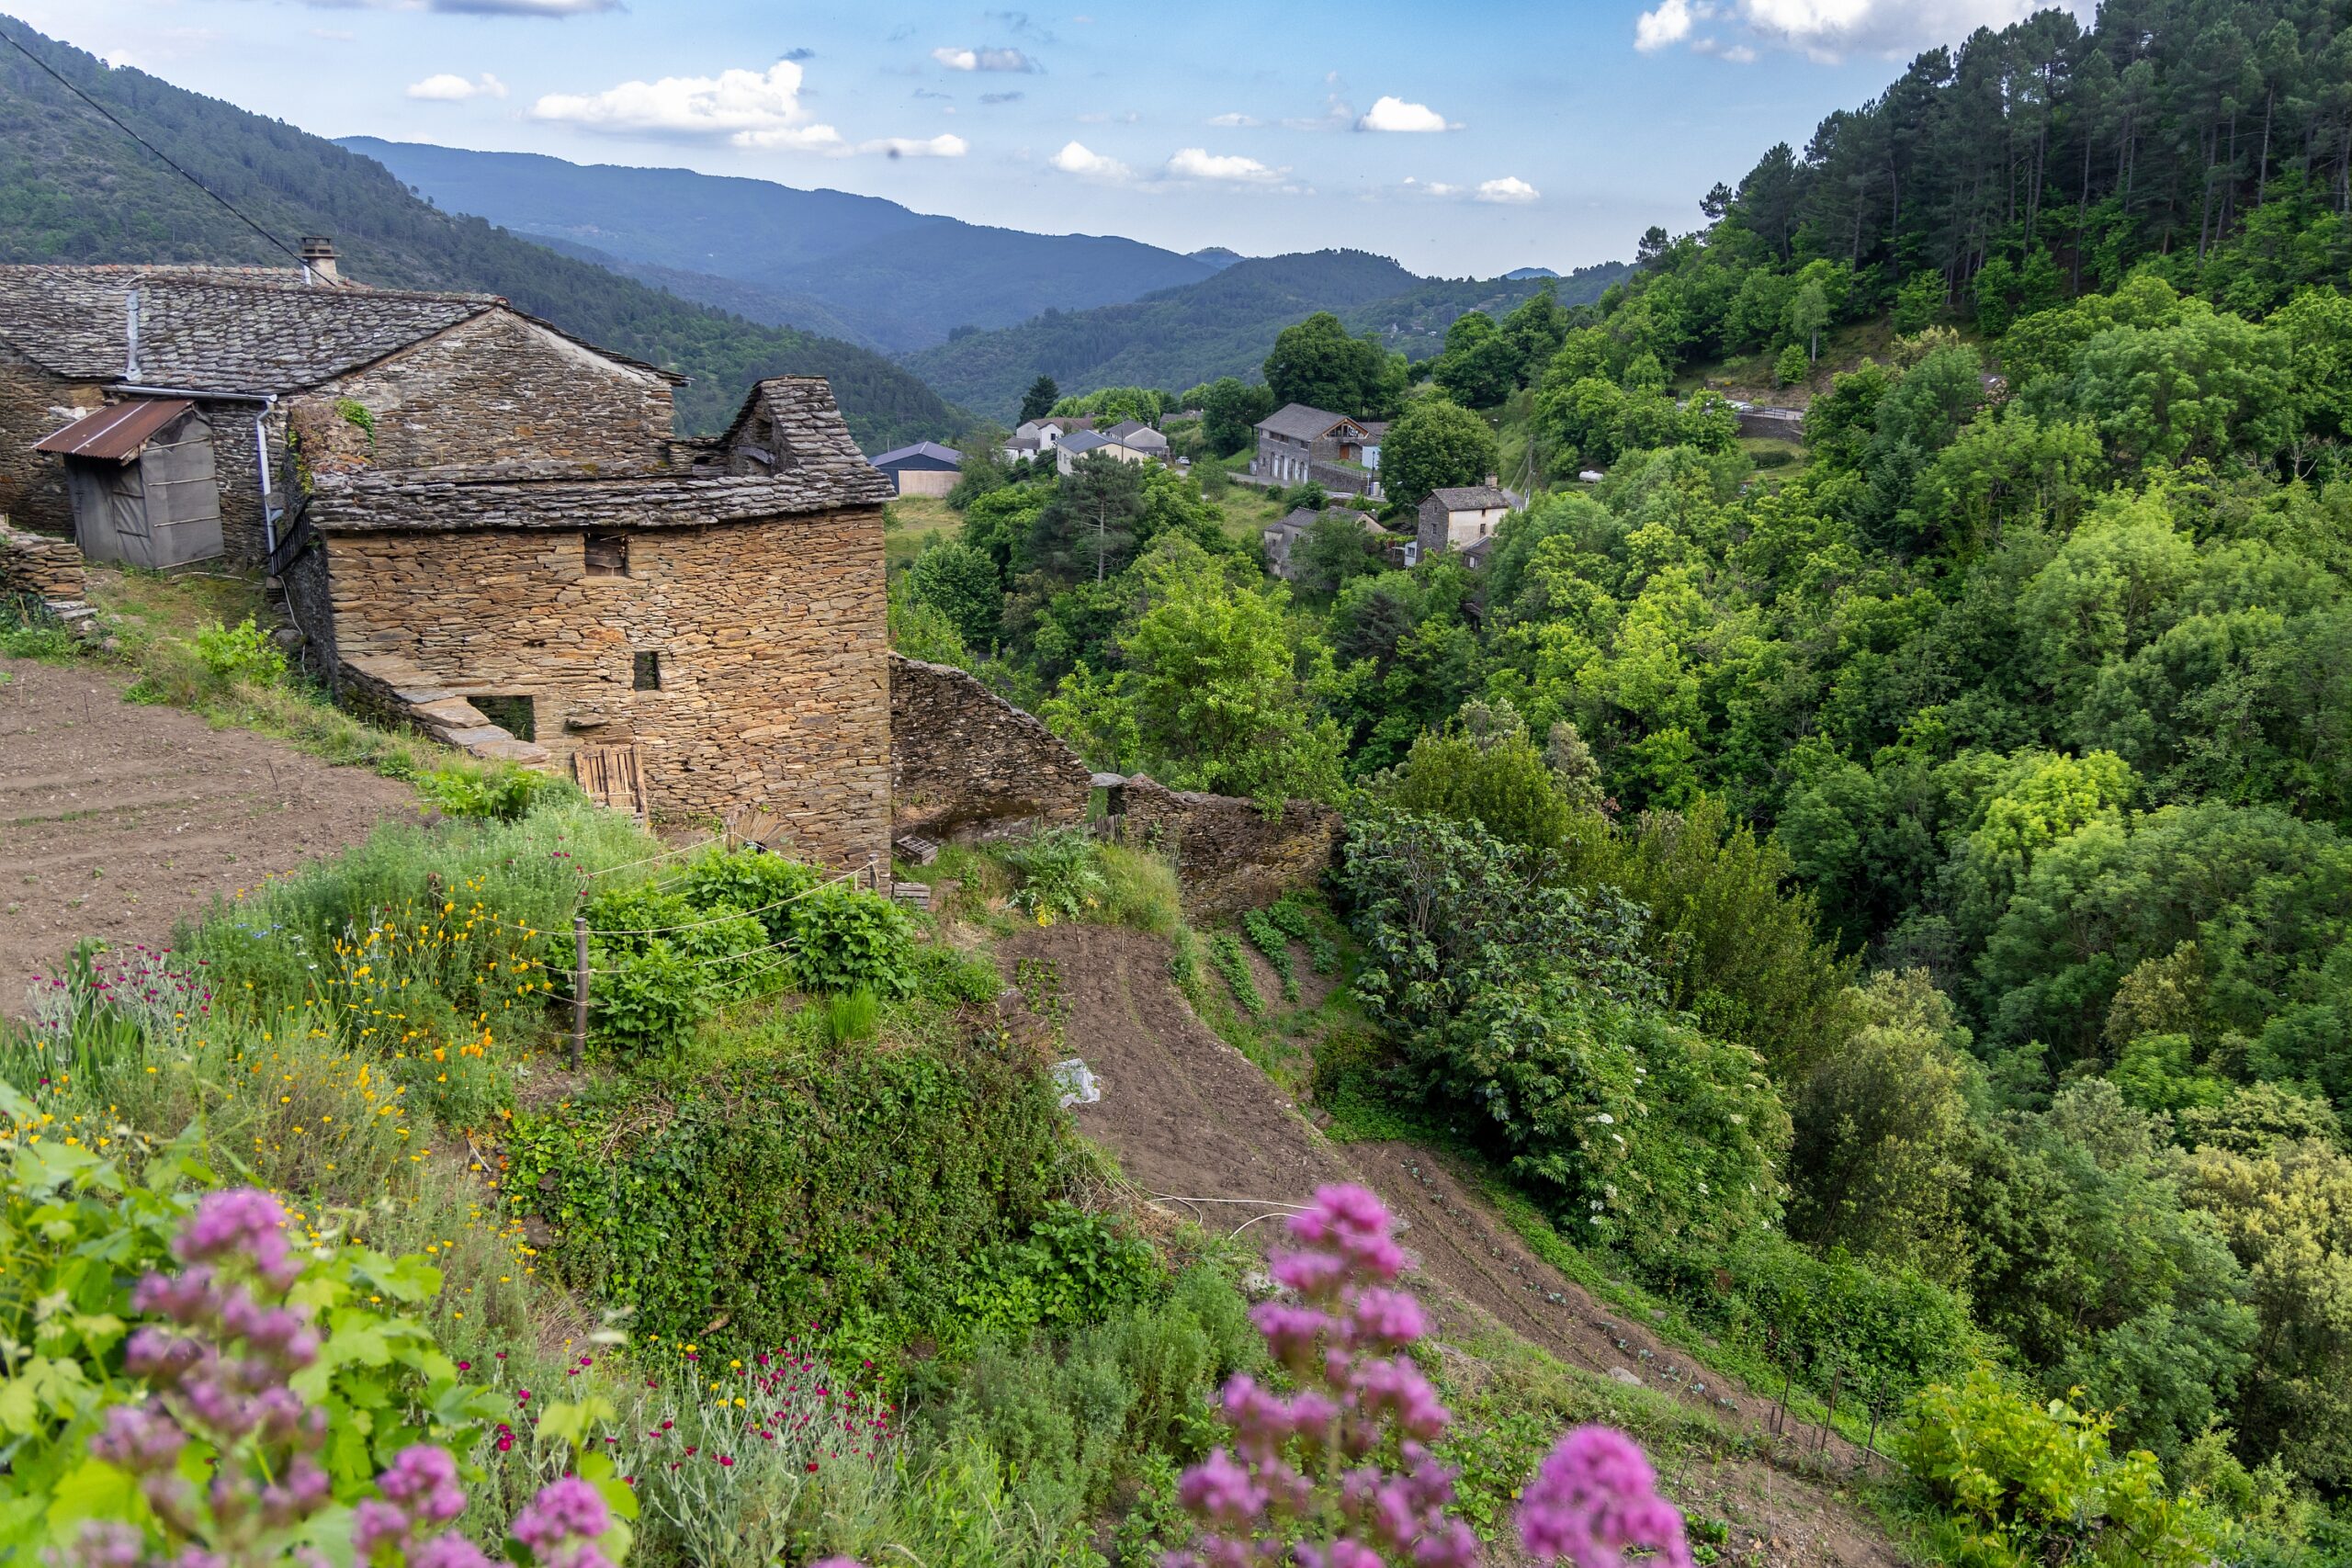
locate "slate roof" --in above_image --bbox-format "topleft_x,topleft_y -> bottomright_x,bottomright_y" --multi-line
1255,403 -> 1362,443
1264,506 -> 1321,538
1105,420 -> 1166,446
716,378 -> 895,501
1426,485 -> 1513,512
871,440 -> 965,468
0,265 -> 679,393
1057,431 -> 1116,456
310,467 -> 890,533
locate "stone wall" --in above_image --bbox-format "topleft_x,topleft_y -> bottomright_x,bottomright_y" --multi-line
888,653 -> 1095,840
0,518 -> 86,600
0,355 -> 102,536
298,311 -> 675,477
315,508 -> 890,869
1116,775 -> 1342,919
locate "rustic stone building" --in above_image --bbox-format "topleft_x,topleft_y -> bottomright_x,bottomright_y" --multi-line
0,254 -> 680,563
288,378 -> 896,870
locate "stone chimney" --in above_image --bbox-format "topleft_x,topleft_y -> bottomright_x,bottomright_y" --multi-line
299,236 -> 340,286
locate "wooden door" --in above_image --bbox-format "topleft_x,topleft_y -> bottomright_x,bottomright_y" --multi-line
572,743 -> 646,819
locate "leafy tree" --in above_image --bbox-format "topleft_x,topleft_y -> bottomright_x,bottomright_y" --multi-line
1772,344 -> 1811,388
1200,376 -> 1277,457
905,540 -> 1005,649
1430,311 -> 1518,409
1385,706 -> 1577,852
1026,451 -> 1147,583
1019,374 -> 1060,423
1382,399 -> 1498,507
1292,508 -> 1384,599
1263,312 -> 1405,418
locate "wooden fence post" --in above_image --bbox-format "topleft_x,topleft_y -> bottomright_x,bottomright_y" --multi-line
571,915 -> 589,1071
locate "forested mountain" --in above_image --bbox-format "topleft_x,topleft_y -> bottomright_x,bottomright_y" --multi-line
345,137 -> 1220,354
887,1 -> 2352,1551
905,250 -> 1628,420
0,19 -> 957,446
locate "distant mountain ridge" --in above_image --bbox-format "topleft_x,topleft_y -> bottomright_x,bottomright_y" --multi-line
905,251 -> 1632,421
0,17 -> 957,446
344,138 -> 1220,355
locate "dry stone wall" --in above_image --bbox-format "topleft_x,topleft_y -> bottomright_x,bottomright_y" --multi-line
888,653 -> 1094,840
313,508 -> 890,870
1117,775 -> 1342,919
0,519 -> 87,601
0,357 -> 101,536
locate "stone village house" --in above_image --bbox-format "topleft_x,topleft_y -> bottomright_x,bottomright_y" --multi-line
287,378 -> 896,870
0,243 -> 682,567
1250,402 -> 1383,501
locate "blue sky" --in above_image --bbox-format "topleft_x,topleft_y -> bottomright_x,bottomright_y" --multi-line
14,0 -> 2080,277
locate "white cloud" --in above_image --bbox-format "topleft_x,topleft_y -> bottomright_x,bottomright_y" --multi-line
857,133 -> 968,158
532,60 -> 842,149
932,45 -> 1037,72
1476,175 -> 1541,204
1051,140 -> 1135,181
407,72 -> 507,101
1634,0 -> 1693,51
1641,0 -> 2090,61
1207,111 -> 1261,128
1356,96 -> 1455,132
1166,147 -> 1283,183
1400,176 -> 1462,197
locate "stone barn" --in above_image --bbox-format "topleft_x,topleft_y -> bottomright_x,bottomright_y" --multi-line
288,378 -> 896,871
0,247 -> 682,564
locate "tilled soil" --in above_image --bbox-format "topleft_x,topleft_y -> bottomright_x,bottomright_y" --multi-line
0,657 -> 414,1011
1001,922 -> 1905,1568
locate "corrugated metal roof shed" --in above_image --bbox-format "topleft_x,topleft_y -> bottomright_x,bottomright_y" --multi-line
34,399 -> 195,462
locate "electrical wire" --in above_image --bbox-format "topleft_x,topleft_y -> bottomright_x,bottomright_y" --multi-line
0,24 -> 326,277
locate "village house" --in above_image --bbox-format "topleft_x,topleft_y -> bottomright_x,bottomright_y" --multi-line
287,377 -> 895,869
868,440 -> 965,497
1415,482 -> 1519,559
1250,402 -> 1383,500
0,243 -> 682,567
1261,506 -> 1391,582
1054,423 -> 1170,476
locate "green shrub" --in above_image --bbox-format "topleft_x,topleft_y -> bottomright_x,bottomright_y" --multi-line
683,847 -> 822,944
586,935 -> 709,1056
580,884 -> 777,1053
916,944 -> 1004,1006
792,884 -> 919,998
1005,828 -> 1110,924
955,1201 -> 1163,1345
415,762 -> 580,822
0,596 -> 79,660
1901,1368 -> 2221,1568
191,615 -> 288,685
1096,843 -> 1184,937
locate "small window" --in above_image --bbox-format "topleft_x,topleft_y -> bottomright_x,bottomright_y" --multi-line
473,694 -> 536,741
633,651 -> 662,692
584,532 -> 628,578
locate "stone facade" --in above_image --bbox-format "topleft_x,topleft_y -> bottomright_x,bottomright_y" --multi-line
0,352 -> 102,536
297,479 -> 892,870
888,653 -> 1095,840
0,517 -> 87,600
1116,775 -> 1343,919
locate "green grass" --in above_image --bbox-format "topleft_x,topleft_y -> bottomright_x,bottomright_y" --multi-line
884,494 -> 963,573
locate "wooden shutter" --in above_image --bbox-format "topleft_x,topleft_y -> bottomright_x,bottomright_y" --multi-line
572,743 -> 646,819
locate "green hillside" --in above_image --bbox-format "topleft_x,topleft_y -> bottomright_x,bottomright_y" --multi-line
0,20 -> 958,446
345,136 -> 1221,355
903,250 -> 1630,420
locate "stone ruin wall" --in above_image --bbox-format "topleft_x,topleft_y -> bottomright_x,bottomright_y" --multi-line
1115,775 -> 1344,919
0,518 -> 88,602
888,653 -> 1095,840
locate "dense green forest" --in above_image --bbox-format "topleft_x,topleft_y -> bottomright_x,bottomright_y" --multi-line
0,18 -> 959,446
903,250 -> 1627,420
889,0 -> 2352,1557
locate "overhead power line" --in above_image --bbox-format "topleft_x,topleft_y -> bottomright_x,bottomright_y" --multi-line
0,24 -> 323,277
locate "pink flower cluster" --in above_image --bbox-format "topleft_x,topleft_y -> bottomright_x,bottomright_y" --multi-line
1519,1427 -> 1691,1568
63,1188 -> 617,1568
1167,1184 -> 1477,1568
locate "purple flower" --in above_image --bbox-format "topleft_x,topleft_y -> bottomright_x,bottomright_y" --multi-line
1519,1426 -> 1691,1568
379,1444 -> 467,1524
511,1475 -> 611,1551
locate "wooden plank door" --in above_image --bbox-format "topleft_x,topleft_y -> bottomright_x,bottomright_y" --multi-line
572,743 -> 646,819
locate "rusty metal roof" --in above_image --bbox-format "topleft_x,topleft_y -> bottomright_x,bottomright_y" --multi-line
33,398 -> 196,462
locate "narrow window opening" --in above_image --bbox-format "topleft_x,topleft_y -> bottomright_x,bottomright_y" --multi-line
473,694 -> 536,741
584,531 -> 628,578
633,651 -> 662,692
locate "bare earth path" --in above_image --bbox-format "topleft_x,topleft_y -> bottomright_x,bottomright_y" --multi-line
1002,923 -> 1905,1568
0,657 -> 415,1012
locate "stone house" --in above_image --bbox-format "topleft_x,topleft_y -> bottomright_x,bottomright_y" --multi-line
0,245 -> 681,565
285,377 -> 896,870
1415,483 -> 1518,558
870,441 -> 965,497
1250,403 -> 1382,500
1261,506 -> 1389,581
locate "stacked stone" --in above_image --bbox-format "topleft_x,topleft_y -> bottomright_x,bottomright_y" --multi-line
1118,775 -> 1343,919
0,518 -> 87,600
888,653 -> 1096,840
